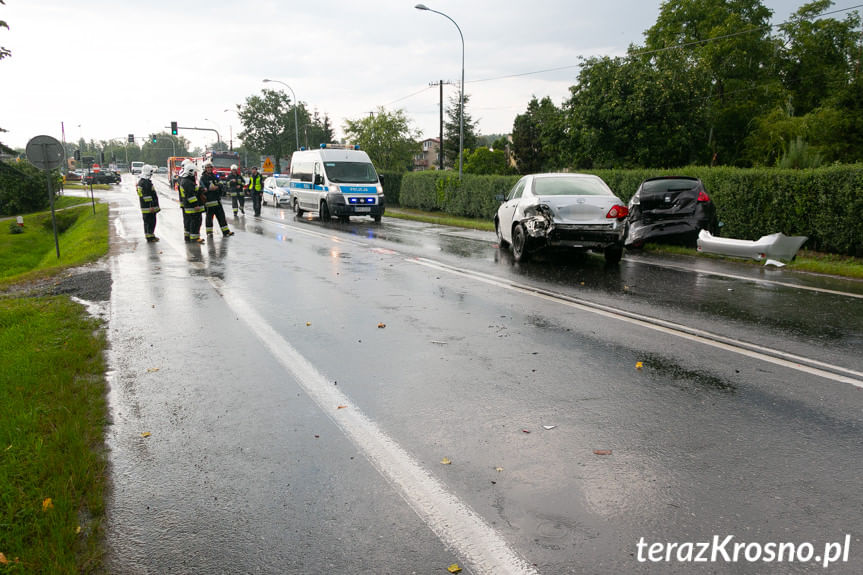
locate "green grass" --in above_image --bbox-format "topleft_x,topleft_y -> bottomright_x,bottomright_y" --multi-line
0,295 -> 108,573
0,204 -> 109,288
0,203 -> 110,572
640,243 -> 863,279
385,207 -> 495,231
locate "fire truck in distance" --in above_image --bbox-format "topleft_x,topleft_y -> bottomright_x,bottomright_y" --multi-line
198,150 -> 240,180
167,156 -> 194,190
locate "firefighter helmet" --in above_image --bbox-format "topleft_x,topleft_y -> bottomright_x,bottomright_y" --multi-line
230,164 -> 238,171
141,164 -> 155,179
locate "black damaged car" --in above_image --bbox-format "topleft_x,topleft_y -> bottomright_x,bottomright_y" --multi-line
625,176 -> 718,248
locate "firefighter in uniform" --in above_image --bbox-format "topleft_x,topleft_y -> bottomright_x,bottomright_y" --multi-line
137,164 -> 161,242
248,166 -> 264,217
200,161 -> 234,236
226,164 -> 245,216
178,159 -> 205,243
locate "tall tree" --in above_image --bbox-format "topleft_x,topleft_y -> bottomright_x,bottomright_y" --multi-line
443,93 -> 479,169
512,96 -> 567,173
776,0 -> 861,116
237,89 -> 311,172
343,107 -> 420,172
1,0 -> 14,155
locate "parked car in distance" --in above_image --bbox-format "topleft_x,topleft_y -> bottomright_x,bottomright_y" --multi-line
263,176 -> 292,207
156,166 -> 168,174
494,173 -> 629,264
625,176 -> 718,248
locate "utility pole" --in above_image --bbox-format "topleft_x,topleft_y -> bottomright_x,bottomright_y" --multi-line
429,80 -> 453,170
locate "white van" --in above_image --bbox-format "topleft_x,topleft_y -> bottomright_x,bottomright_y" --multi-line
290,144 -> 385,222
130,161 -> 145,175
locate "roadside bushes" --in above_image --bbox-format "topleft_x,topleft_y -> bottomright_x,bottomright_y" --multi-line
398,165 -> 863,256
0,160 -> 57,216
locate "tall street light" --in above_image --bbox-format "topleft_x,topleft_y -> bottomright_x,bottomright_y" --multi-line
415,3 -> 464,180
223,109 -> 235,150
262,79 -> 300,152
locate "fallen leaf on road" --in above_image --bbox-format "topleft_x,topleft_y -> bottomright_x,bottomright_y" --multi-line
146,367 -> 159,373
441,457 -> 452,465
635,361 -> 643,370
337,405 -> 347,410
140,432 -> 151,438
448,565 -> 462,573
306,322 -> 312,326
522,429 -> 531,434
42,498 -> 53,512
593,449 -> 612,456
495,467 -> 503,472
377,322 -> 386,328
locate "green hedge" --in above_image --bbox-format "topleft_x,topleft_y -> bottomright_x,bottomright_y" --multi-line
398,166 -> 863,256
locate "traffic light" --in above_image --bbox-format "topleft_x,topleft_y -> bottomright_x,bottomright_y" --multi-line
150,135 -> 157,144
128,134 -> 134,143
74,149 -> 81,161
170,121 -> 178,136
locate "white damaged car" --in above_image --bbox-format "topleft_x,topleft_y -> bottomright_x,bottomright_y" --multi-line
495,173 -> 629,264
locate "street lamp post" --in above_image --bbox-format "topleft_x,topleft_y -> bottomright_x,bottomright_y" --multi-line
223,109 -> 234,150
415,3 -> 464,180
262,79 -> 300,152
203,118 -> 223,149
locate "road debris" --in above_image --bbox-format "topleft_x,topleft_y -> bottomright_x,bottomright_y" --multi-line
337,405 -> 347,410
146,367 -> 159,373
593,449 -> 612,456
140,432 -> 151,438
441,457 -> 452,465
543,425 -> 556,430
448,564 -> 462,573
635,361 -> 644,370
377,322 -> 386,328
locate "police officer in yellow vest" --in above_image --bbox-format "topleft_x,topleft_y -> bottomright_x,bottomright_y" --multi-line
248,166 -> 264,217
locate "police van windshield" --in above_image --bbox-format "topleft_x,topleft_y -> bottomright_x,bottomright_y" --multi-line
323,161 -> 378,184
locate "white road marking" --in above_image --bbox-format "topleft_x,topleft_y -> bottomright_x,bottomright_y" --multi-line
409,257 -> 863,389
627,258 -> 863,300
155,224 -> 537,574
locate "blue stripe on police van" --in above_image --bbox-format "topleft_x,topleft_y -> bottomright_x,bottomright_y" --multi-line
340,185 -> 376,193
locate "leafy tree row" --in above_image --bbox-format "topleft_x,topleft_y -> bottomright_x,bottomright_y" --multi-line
510,0 -> 863,171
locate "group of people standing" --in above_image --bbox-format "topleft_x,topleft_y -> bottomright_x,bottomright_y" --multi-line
136,161 -> 267,244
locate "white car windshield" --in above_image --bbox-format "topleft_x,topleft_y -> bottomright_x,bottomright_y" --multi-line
534,176 -> 612,196
275,178 -> 290,188
323,161 -> 378,184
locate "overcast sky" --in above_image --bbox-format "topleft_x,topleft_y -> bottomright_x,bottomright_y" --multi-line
2,0 -> 807,152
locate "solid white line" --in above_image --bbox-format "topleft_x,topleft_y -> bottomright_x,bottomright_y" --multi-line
409,258 -> 863,389
628,258 -> 863,300
206,277 -> 539,575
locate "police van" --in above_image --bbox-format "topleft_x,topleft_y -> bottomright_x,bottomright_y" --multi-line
290,144 -> 385,222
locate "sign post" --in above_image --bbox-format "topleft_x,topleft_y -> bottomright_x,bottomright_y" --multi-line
25,135 -> 64,259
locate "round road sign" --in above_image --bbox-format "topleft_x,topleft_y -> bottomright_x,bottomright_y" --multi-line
25,135 -> 64,171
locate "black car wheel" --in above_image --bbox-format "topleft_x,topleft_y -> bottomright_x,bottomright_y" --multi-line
495,219 -> 509,247
604,244 -> 623,265
319,201 -> 330,221
512,223 -> 529,262
294,198 -> 304,216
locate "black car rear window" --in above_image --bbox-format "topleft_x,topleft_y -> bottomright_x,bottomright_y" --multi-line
642,178 -> 700,193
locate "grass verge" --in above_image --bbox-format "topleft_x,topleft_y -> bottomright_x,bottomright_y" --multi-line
385,207 -> 495,231
1,202 -> 110,572
0,203 -> 109,289
0,296 -> 108,573
641,243 -> 863,280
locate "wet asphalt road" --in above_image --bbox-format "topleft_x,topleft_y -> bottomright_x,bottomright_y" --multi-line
98,175 -> 862,574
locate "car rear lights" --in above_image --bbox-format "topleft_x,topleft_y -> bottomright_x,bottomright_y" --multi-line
606,205 -> 629,219
697,190 -> 710,202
